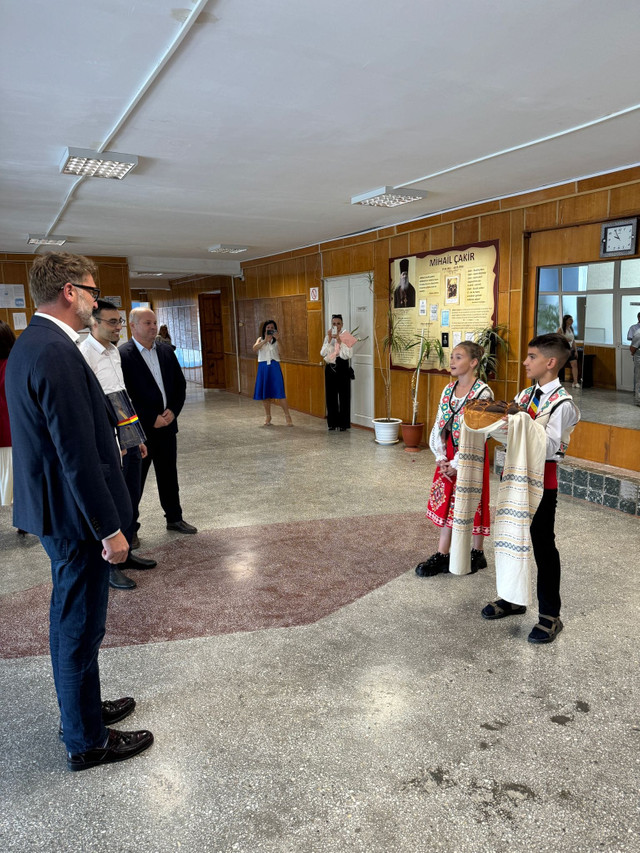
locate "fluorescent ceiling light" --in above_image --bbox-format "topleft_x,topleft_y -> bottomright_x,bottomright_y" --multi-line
27,234 -> 68,246
131,271 -> 164,277
60,147 -> 138,180
351,186 -> 428,208
207,244 -> 248,254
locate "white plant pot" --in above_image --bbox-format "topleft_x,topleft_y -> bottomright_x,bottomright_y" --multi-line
372,417 -> 402,445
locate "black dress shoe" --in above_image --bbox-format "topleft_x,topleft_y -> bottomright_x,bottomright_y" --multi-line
166,520 -> 197,534
124,553 -> 157,570
102,696 -> 136,725
67,728 -> 154,771
109,568 -> 136,590
59,697 -> 136,741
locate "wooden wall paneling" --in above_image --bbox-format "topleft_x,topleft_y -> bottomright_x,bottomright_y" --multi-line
558,191 -> 609,226
453,217 -> 480,246
304,252 -> 322,290
278,258 -> 295,296
280,295 -> 307,361
524,201 -> 559,232
609,183 -> 640,218
607,426 -> 640,470
246,268 -> 260,300
309,364 -> 326,418
269,262 -> 284,297
566,421 -> 608,465
388,234 -> 410,259
497,290 -> 510,334
506,380 -> 519,401
350,242 -> 375,274
501,184 -> 575,211
307,308 -> 324,364
407,229 -> 430,255
577,166 -> 640,193
429,224 -> 454,251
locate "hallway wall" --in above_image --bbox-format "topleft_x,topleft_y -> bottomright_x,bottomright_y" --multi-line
236,165 -> 640,467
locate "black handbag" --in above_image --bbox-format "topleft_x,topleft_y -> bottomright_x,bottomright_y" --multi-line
348,366 -> 355,380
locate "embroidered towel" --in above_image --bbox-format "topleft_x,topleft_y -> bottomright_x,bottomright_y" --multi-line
450,412 -> 546,604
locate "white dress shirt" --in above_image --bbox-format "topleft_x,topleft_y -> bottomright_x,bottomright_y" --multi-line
132,337 -> 167,409
528,378 -> 580,461
79,335 -> 126,394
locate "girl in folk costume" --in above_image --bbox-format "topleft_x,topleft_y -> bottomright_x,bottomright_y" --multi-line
415,341 -> 493,577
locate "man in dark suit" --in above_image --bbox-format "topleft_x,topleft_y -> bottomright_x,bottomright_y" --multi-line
5,252 -> 154,771
119,308 -> 197,535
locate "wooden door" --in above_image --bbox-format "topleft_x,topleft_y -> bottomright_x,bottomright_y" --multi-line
199,293 -> 225,388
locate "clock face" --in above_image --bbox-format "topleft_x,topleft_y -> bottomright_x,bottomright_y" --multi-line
605,224 -> 634,252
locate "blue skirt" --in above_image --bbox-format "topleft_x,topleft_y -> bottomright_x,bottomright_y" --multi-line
253,360 -> 286,400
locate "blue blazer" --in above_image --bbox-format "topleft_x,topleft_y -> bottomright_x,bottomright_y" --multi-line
5,316 -> 132,540
119,339 -> 186,437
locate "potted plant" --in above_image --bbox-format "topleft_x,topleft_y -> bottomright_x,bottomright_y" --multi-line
371,275 -> 412,444
471,324 -> 509,382
401,329 -> 446,451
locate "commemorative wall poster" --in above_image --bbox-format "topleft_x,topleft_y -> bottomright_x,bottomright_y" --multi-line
389,240 -> 498,369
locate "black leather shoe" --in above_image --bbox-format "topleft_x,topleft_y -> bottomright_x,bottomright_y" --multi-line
109,568 -> 136,590
67,728 -> 154,771
415,552 -> 450,577
124,553 -> 157,570
166,520 -> 197,534
59,697 -> 136,740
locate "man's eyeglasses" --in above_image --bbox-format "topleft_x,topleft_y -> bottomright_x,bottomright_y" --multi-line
96,317 -> 125,327
67,282 -> 101,301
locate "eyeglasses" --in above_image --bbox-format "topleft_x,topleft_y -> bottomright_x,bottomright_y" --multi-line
96,317 -> 125,327
62,282 -> 101,301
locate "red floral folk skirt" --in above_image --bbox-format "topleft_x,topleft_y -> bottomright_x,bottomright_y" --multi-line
426,433 -> 490,536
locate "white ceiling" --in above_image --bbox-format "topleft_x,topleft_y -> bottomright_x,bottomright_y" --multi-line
2,0 -> 640,280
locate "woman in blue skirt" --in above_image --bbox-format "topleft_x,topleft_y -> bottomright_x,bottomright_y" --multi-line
252,320 -> 293,426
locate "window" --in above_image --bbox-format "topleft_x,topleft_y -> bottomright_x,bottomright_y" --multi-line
536,258 -> 640,347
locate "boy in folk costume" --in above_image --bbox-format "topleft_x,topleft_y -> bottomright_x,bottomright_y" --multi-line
481,333 -> 580,644
415,342 -> 493,577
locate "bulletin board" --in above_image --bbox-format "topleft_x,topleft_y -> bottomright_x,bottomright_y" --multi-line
390,241 -> 498,369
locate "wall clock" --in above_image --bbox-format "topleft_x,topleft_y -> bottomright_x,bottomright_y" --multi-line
600,218 -> 637,258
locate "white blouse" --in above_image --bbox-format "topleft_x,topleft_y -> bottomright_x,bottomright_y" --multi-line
256,340 -> 280,364
428,385 -> 493,469
320,335 -> 353,361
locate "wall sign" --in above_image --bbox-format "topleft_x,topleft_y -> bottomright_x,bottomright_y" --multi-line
309,287 -> 319,302
390,241 -> 498,369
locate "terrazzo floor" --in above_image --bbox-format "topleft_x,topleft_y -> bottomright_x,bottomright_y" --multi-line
1,389 -> 638,853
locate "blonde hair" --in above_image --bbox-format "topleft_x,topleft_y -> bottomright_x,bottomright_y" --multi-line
454,340 -> 483,366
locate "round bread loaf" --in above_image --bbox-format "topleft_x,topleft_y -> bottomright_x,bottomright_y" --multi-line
464,399 -> 522,430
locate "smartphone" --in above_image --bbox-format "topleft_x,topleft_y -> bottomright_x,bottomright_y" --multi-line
331,325 -> 338,336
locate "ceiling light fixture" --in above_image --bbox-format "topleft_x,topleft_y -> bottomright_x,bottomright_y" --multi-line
207,244 -> 249,254
60,147 -> 138,180
350,186 -> 428,208
27,234 -> 68,246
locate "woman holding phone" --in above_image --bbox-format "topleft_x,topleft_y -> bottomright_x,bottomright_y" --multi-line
252,320 -> 293,426
320,314 -> 353,431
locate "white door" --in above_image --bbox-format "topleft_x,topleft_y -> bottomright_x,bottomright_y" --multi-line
323,273 -> 374,427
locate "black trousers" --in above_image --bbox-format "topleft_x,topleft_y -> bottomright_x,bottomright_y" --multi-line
324,361 -> 351,429
122,446 -> 142,548
139,428 -> 182,526
530,488 -> 561,617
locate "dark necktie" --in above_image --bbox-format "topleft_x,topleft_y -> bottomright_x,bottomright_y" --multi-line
527,385 -> 542,418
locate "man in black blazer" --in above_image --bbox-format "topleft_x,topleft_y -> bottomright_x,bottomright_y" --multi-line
119,308 -> 197,535
5,252 -> 154,771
